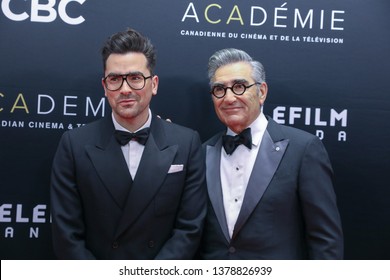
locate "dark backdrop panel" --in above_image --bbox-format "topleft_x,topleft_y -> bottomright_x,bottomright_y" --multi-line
1,0 -> 389,259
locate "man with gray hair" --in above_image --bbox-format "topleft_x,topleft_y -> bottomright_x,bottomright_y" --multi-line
199,48 -> 343,259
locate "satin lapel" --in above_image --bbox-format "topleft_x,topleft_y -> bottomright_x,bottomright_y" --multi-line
206,139 -> 230,243
85,120 -> 132,209
232,130 -> 289,238
114,132 -> 177,238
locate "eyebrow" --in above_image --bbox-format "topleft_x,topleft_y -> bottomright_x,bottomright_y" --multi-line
106,71 -> 144,77
212,78 -> 248,87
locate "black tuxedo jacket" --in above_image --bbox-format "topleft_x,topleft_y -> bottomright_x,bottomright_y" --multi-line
51,115 -> 206,259
199,117 -> 343,259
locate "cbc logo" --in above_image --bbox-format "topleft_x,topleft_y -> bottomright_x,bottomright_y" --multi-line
1,0 -> 86,25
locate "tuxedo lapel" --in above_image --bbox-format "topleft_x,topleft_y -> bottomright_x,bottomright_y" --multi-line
85,118 -> 132,209
114,117 -> 178,238
206,138 -> 230,243
233,127 -> 289,239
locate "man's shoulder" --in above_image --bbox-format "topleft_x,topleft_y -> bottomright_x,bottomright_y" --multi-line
59,117 -> 111,146
66,117 -> 107,135
152,115 -> 197,136
267,116 -> 317,141
203,131 -> 225,147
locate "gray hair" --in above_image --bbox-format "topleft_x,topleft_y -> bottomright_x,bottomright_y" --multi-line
207,48 -> 265,87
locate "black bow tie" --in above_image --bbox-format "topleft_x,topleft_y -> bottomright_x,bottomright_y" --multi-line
222,127 -> 252,155
114,128 -> 150,146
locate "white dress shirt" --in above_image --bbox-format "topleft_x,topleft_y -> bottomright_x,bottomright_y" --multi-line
112,110 -> 152,179
220,112 -> 268,238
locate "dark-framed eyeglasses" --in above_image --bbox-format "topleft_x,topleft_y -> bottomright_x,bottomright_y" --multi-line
211,82 -> 261,98
103,72 -> 152,91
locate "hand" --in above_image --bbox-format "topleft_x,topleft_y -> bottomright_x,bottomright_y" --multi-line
157,115 -> 172,122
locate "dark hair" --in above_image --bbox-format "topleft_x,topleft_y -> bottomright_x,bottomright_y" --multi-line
101,28 -> 156,74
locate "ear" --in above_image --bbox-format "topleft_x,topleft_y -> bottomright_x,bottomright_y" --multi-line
259,82 -> 268,105
152,75 -> 159,96
102,78 -> 107,97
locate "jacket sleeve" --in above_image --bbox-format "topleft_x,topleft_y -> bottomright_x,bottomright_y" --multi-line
298,136 -> 344,259
50,131 -> 96,259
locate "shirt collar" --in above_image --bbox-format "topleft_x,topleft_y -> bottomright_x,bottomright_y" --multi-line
112,109 -> 152,133
226,112 -> 268,147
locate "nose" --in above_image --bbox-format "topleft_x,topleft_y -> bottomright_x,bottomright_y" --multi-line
223,87 -> 237,102
120,78 -> 133,94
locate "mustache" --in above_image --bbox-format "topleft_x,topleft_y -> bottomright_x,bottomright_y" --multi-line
117,94 -> 138,101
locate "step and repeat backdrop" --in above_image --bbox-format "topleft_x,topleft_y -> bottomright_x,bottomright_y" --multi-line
1,0 -> 389,259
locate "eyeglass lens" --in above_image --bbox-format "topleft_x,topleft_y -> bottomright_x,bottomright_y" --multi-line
105,74 -> 150,91
212,82 -> 248,97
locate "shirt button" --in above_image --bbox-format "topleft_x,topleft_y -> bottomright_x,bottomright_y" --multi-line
148,240 -> 155,248
112,241 -> 119,249
229,246 -> 236,253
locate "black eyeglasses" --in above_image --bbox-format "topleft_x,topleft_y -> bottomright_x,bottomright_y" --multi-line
211,82 -> 261,98
103,73 -> 152,91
